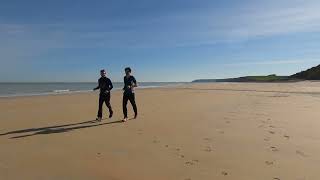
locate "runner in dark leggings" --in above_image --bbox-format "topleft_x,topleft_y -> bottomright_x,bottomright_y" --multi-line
122,67 -> 138,122
93,69 -> 113,121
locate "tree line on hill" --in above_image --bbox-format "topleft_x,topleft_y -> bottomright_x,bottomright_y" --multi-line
193,64 -> 320,82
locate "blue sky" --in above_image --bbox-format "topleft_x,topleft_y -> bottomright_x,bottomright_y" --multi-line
1,0 -> 320,82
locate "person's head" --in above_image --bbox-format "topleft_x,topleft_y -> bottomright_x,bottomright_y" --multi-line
100,69 -> 106,77
125,67 -> 132,76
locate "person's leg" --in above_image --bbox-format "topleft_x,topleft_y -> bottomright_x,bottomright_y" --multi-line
105,93 -> 113,118
129,93 -> 138,118
97,95 -> 104,120
122,94 -> 129,119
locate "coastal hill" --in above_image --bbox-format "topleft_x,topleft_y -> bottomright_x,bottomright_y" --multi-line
291,64 -> 320,80
192,75 -> 293,83
193,64 -> 320,82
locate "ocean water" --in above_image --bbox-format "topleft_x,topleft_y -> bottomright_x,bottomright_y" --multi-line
0,82 -> 184,97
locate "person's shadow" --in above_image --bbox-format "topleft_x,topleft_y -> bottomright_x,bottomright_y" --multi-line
0,119 -> 123,139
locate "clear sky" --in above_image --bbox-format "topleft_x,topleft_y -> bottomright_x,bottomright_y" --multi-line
1,0 -> 320,82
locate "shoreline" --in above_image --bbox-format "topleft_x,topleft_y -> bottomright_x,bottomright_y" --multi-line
0,83 -> 186,99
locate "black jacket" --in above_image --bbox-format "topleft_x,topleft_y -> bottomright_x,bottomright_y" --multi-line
94,77 -> 113,95
123,76 -> 137,94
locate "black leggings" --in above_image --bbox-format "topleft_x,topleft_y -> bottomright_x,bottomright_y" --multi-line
123,93 -> 137,118
97,93 -> 113,118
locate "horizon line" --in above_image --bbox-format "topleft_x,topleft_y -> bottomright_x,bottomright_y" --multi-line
0,81 -> 189,83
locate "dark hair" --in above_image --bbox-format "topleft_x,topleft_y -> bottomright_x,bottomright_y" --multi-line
125,67 -> 132,73
100,69 -> 106,73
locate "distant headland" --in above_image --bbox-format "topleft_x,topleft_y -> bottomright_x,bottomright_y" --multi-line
193,64 -> 320,83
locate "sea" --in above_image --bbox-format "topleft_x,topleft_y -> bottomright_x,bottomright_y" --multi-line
0,82 -> 185,98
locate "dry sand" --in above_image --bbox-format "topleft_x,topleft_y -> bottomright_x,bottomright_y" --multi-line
1,82 -> 320,180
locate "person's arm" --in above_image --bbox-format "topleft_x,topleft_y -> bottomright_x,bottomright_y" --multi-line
108,79 -> 113,91
93,80 -> 100,91
123,77 -> 126,90
132,76 -> 138,87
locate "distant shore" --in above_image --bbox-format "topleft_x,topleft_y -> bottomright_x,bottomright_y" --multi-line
193,64 -> 320,83
192,75 -> 302,83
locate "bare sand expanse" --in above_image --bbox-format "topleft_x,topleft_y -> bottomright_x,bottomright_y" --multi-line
1,82 -> 320,180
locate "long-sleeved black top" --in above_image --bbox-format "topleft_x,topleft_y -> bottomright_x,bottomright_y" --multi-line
94,77 -> 113,95
123,75 -> 137,94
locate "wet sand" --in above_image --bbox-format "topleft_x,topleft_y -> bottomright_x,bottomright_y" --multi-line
1,82 -> 320,180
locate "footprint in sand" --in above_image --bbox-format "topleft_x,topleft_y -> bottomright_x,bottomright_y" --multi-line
184,178 -> 192,180
284,135 -> 290,139
153,139 -> 160,144
185,160 -> 199,166
268,131 -> 276,135
221,171 -> 228,176
225,121 -> 231,124
265,161 -> 274,166
185,161 -> 195,166
273,178 -> 280,180
192,159 -> 199,163
163,145 -> 185,159
270,146 -> 279,152
296,150 -> 308,157
204,146 -> 213,152
269,125 -> 276,128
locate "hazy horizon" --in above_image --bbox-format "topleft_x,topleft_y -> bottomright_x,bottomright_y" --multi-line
0,81 -> 188,83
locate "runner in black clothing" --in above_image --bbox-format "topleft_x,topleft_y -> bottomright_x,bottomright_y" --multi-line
93,69 -> 113,121
122,67 -> 138,122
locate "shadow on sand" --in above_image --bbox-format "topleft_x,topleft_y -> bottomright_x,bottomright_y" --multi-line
0,119 -> 123,139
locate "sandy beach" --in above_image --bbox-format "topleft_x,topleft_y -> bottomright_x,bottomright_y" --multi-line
1,82 -> 320,180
